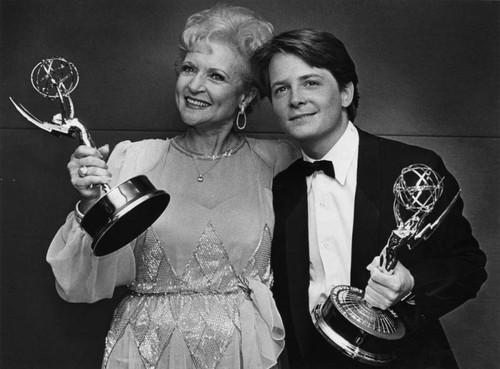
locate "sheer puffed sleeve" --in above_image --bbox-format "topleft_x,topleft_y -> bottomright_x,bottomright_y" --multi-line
247,137 -> 300,178
46,141 -> 138,303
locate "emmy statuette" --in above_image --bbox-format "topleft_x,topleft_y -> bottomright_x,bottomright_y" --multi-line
311,164 -> 460,365
10,57 -> 170,256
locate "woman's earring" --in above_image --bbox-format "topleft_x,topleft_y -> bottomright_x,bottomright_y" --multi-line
236,105 -> 247,130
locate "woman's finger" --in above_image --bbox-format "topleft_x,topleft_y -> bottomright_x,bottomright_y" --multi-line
97,144 -> 110,160
76,155 -> 109,170
72,145 -> 104,160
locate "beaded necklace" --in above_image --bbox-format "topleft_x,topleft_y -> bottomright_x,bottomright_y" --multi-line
171,135 -> 244,182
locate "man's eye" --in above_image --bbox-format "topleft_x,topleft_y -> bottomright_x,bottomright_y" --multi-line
305,80 -> 319,87
274,86 -> 288,95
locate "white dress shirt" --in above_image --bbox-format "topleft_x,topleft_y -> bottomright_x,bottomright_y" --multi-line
305,122 -> 359,311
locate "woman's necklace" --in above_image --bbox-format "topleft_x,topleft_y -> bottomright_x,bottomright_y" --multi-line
172,135 -> 243,161
172,135 -> 243,182
191,156 -> 222,182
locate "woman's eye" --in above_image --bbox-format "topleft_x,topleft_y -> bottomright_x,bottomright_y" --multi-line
209,73 -> 225,81
181,65 -> 195,74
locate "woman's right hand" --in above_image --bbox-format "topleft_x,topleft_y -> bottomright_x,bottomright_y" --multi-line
68,144 -> 111,205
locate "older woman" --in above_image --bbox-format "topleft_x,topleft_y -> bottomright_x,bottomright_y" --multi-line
47,4 -> 298,369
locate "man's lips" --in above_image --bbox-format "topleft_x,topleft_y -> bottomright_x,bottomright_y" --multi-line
185,96 -> 211,108
289,112 -> 317,121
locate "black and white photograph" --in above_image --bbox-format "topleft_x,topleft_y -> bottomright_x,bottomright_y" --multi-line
0,1 -> 498,368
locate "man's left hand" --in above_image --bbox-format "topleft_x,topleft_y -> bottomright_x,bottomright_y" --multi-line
364,256 -> 414,310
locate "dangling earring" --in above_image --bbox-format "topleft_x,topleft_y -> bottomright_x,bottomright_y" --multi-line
236,104 -> 247,130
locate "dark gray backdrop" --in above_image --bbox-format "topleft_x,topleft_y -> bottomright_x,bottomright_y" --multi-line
1,0 -> 498,368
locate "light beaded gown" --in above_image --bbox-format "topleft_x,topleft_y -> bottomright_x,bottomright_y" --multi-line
47,136 -> 297,369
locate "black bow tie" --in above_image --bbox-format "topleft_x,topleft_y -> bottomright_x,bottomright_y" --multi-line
299,160 -> 335,179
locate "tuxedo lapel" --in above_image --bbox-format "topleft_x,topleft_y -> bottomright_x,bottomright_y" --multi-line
285,191 -> 311,331
273,159 -> 313,344
350,129 -> 383,288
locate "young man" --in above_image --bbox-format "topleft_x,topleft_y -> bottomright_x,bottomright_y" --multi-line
252,29 -> 487,369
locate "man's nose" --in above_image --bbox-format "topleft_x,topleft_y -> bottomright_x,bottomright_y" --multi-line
289,88 -> 305,107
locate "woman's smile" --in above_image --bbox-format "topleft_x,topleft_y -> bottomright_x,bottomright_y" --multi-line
185,96 -> 211,108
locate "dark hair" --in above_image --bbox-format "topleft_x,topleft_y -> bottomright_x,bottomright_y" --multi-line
252,28 -> 360,121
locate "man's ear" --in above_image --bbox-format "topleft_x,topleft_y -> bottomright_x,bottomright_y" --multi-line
341,82 -> 354,108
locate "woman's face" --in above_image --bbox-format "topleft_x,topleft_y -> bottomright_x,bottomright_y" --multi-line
175,41 -> 248,131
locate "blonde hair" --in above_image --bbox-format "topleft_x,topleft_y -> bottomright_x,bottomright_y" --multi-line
178,3 -> 274,106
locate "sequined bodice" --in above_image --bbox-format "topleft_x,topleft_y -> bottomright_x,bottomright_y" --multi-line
131,222 -> 272,295
104,222 -> 273,369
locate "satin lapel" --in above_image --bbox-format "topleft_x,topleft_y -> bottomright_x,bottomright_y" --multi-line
277,160 -> 312,340
351,129 -> 383,289
285,189 -> 311,329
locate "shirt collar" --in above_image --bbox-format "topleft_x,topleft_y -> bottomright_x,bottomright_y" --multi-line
302,121 -> 359,185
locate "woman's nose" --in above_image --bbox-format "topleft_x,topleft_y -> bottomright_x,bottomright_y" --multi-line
188,73 -> 206,92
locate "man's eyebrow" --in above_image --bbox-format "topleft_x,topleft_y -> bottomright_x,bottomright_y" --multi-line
271,73 -> 323,89
299,73 -> 322,80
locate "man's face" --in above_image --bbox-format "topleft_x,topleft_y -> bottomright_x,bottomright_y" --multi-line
268,52 -> 351,157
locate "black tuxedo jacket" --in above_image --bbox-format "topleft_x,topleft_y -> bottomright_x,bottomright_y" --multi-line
271,128 -> 487,369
